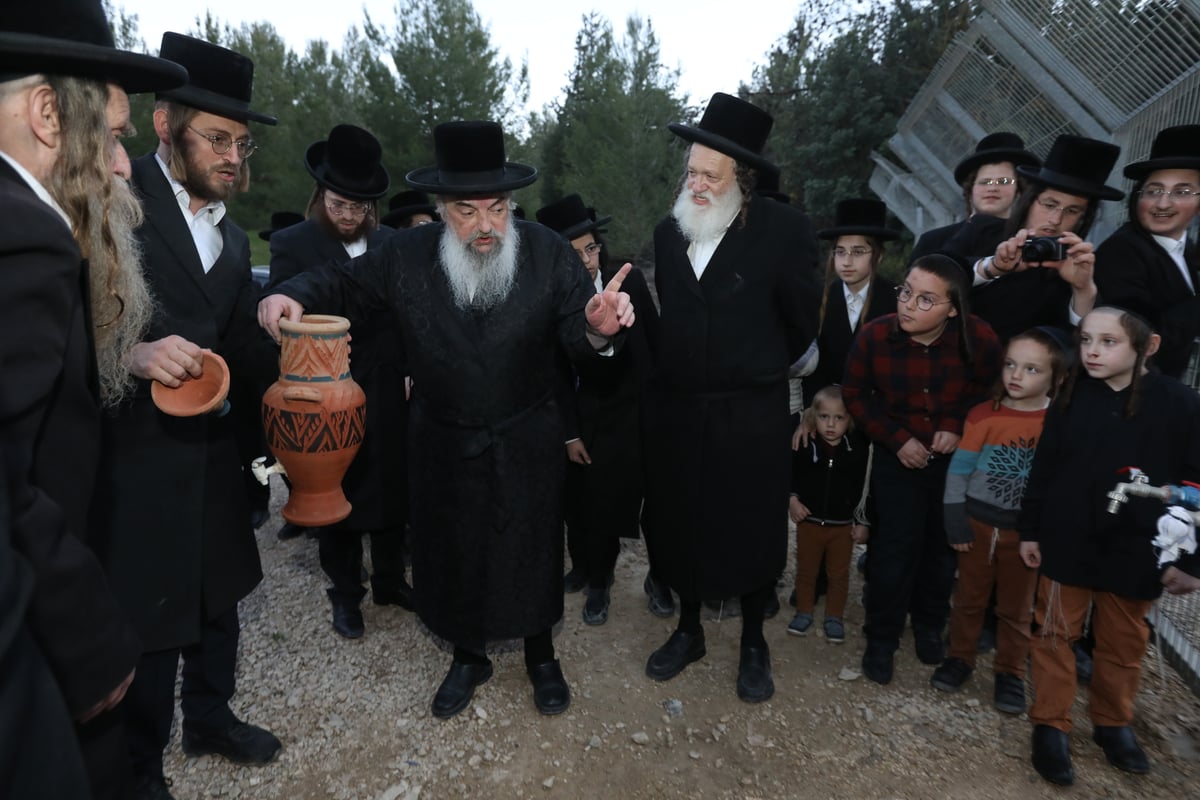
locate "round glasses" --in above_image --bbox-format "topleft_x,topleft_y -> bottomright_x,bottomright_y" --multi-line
187,125 -> 258,159
575,242 -> 602,261
895,284 -> 952,312
325,198 -> 372,218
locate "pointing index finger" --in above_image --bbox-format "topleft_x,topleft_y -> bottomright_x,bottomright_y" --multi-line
604,262 -> 633,293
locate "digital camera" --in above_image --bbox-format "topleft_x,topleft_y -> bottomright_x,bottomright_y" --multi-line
1021,236 -> 1068,263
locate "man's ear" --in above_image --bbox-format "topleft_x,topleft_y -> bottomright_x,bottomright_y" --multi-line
1146,333 -> 1162,359
28,83 -> 60,149
152,107 -> 171,147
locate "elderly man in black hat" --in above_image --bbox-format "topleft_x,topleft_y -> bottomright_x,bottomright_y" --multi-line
382,188 -> 439,229
0,3 -> 186,798
89,32 -> 282,799
641,92 -> 820,703
1095,125 -> 1200,380
268,123 -> 412,639
259,120 -> 634,719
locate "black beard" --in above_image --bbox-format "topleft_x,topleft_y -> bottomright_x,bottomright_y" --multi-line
315,203 -> 373,243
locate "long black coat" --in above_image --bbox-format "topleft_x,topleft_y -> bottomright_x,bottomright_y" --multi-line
92,154 -> 267,651
801,275 -> 896,400
274,221 -> 603,649
268,218 -> 407,530
645,194 -> 821,600
0,162 -> 140,714
1094,221 -> 1200,380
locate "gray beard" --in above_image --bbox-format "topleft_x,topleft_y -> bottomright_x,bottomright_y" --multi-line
672,184 -> 744,243
438,222 -> 521,310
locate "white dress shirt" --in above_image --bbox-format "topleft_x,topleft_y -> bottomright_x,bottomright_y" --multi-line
843,284 -> 867,331
155,153 -> 225,272
687,206 -> 740,279
343,237 -> 368,259
1152,232 -> 1193,293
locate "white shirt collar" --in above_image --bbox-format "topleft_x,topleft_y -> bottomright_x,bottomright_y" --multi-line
843,282 -> 867,305
0,149 -> 71,229
1152,232 -> 1187,257
155,152 -> 226,226
343,236 -> 368,259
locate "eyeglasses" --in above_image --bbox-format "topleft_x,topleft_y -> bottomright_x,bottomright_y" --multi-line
975,177 -> 1016,186
1035,197 -> 1086,219
575,242 -> 602,260
187,125 -> 258,159
895,284 -> 952,312
833,246 -> 873,259
1136,187 -> 1198,202
325,198 -> 372,218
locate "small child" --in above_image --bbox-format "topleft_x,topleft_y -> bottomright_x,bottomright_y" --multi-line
787,386 -> 872,643
932,327 -> 1069,713
1019,307 -> 1200,786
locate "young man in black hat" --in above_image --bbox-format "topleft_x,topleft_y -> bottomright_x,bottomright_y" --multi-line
259,120 -> 635,719
268,123 -> 412,639
0,4 -> 186,798
641,92 -> 821,703
381,188 -> 438,229
90,32 -> 281,799
1095,125 -> 1200,379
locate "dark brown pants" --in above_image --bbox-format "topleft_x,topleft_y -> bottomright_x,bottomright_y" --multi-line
794,521 -> 852,619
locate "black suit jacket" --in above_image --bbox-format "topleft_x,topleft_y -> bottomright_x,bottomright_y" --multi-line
0,160 -> 139,713
802,274 -> 897,401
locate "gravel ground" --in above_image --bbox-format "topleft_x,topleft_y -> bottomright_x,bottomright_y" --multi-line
160,478 -> 1200,799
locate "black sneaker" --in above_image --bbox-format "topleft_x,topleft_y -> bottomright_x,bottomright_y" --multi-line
181,720 -> 281,765
644,574 -> 675,618
582,587 -> 609,625
993,672 -> 1026,714
563,568 -> 586,594
930,657 -> 973,692
862,640 -> 894,685
914,629 -> 946,665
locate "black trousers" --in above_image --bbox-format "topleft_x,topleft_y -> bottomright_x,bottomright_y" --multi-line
123,606 -> 240,779
318,526 -> 406,603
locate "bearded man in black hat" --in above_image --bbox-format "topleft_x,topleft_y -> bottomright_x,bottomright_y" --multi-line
0,4 -> 186,798
641,92 -> 820,703
268,123 -> 412,639
259,120 -> 635,719
90,32 -> 282,799
1095,125 -> 1200,380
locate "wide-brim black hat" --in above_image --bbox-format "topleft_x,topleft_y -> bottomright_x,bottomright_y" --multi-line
535,194 -> 611,240
0,2 -> 187,94
1016,135 -> 1123,201
1124,125 -> 1200,180
258,211 -> 304,241
755,164 -> 790,203
304,124 -> 389,200
380,190 -> 438,228
818,198 -> 899,241
156,33 -> 276,125
953,132 -> 1040,184
406,121 -> 536,194
669,92 -> 775,173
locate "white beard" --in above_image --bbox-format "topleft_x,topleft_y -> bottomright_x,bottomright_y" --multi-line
672,184 -> 744,242
439,222 -> 521,309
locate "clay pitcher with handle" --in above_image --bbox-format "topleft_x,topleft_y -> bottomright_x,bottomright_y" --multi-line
262,314 -> 366,526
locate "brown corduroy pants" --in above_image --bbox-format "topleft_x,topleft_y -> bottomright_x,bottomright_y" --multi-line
794,520 -> 853,619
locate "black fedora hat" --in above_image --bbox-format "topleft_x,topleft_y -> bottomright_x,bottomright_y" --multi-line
818,198 -> 899,241
258,211 -> 304,241
669,92 -> 775,172
755,165 -> 790,203
305,125 -> 389,201
406,121 -> 536,194
0,1 -> 187,94
156,33 -> 276,125
536,194 -> 612,241
1016,135 -> 1123,201
1124,126 -> 1200,180
953,132 -> 1040,184
380,190 -> 438,228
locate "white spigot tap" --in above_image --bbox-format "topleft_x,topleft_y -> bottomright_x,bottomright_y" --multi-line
251,456 -> 287,486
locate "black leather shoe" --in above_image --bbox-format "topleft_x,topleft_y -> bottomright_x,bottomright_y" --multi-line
130,774 -> 176,800
1093,725 -> 1150,774
862,640 -> 894,685
644,574 -> 675,618
330,597 -> 364,639
763,592 -> 781,620
527,660 -> 571,715
646,630 -> 706,681
563,568 -> 586,594
582,587 -> 609,625
181,720 -> 282,765
432,660 -> 493,719
736,645 -> 774,703
373,580 -> 414,610
277,522 -> 306,541
914,629 -> 946,665
993,672 -> 1026,715
1032,724 -> 1075,786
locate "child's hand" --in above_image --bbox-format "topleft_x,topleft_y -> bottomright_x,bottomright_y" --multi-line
850,524 -> 869,544
896,437 -> 930,469
931,431 -> 960,454
951,542 -> 971,553
788,497 -> 810,524
1162,566 -> 1200,595
1019,541 -> 1041,569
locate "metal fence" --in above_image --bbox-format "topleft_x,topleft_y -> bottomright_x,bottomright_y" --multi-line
872,0 -> 1200,695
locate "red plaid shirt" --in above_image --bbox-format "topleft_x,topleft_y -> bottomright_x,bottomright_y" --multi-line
841,313 -> 1002,453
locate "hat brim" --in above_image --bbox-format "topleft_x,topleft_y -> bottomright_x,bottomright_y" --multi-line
555,214 -> 612,241
0,33 -> 187,94
304,141 -> 390,200
668,122 -> 775,173
157,84 -> 277,125
1016,164 -> 1125,201
817,225 -> 900,242
953,149 -> 1041,184
1124,157 -> 1200,180
405,163 -> 537,195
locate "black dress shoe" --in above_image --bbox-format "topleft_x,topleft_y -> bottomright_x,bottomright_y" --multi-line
763,592 -> 781,620
862,640 -> 894,685
373,580 -> 414,610
563,568 -> 586,594
432,660 -> 493,719
1031,724 -> 1075,786
582,587 -> 609,625
644,574 -> 675,618
181,720 -> 282,765
646,630 -> 706,681
130,773 -> 176,800
527,660 -> 571,715
1093,725 -> 1150,774
277,522 -> 306,541
914,629 -> 946,665
331,597 -> 364,639
736,645 -> 774,703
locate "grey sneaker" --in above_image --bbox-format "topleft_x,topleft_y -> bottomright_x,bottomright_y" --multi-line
787,612 -> 813,636
823,617 -> 845,643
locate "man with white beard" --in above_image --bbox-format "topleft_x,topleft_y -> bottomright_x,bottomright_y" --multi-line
259,120 -> 635,719
642,92 -> 821,703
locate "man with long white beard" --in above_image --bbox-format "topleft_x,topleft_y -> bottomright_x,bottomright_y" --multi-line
642,92 -> 821,703
259,120 -> 635,719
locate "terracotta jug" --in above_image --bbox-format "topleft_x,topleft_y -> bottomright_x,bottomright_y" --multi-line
262,314 -> 366,526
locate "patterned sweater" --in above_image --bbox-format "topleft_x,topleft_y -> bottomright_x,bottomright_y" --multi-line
943,400 -> 1047,544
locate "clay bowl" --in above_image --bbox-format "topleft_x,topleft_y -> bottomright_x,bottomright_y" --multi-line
151,351 -> 231,417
